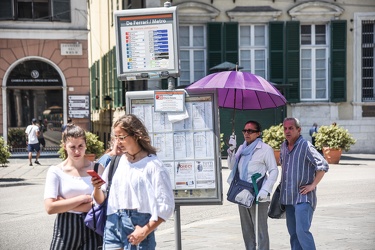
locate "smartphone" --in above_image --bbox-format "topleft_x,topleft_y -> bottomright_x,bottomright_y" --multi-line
86,170 -> 105,184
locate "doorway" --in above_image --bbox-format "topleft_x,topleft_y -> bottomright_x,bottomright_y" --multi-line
6,59 -> 64,155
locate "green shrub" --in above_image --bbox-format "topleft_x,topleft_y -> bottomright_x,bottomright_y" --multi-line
262,123 -> 285,150
220,133 -> 225,152
0,136 -> 11,167
8,128 -> 27,148
314,125 -> 356,151
58,131 -> 105,159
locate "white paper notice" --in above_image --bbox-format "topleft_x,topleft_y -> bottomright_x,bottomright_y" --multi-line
132,105 -> 153,132
173,132 -> 194,159
163,162 -> 175,188
153,133 -> 174,160
173,102 -> 193,130
153,112 -> 173,132
193,131 -> 215,158
195,161 -> 215,188
175,161 -> 195,189
192,102 -> 213,130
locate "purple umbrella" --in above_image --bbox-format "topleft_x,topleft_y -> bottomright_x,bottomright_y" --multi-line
186,71 -> 286,110
186,71 -> 287,133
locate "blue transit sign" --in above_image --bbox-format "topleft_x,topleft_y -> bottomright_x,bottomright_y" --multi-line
114,7 -> 180,81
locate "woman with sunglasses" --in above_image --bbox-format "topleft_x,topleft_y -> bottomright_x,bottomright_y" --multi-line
91,114 -> 175,249
227,120 -> 279,250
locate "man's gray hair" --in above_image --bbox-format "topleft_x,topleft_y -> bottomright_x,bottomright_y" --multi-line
283,117 -> 301,128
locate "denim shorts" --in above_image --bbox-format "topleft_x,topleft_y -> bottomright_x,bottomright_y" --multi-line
27,143 -> 40,153
104,210 -> 156,250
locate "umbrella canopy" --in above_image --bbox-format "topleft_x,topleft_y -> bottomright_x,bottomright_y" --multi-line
209,61 -> 243,71
43,105 -> 63,115
186,71 -> 287,110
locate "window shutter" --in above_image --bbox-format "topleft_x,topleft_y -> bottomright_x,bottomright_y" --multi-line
330,20 -> 347,102
109,49 -> 113,96
224,22 -> 239,64
90,61 -> 98,110
0,0 -> 12,19
111,47 -> 121,107
285,21 -> 300,102
102,54 -> 108,101
269,21 -> 285,84
207,22 -> 223,71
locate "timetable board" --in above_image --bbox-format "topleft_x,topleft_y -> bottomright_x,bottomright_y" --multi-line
114,7 -> 180,81
126,90 -> 223,205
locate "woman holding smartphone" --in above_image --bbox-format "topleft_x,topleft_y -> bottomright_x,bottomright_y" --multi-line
44,124 -> 104,249
91,114 -> 175,250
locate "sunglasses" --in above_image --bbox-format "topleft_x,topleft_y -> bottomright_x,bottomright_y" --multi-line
242,129 -> 259,134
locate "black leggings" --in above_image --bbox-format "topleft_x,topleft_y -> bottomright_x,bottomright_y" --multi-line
50,212 -> 102,250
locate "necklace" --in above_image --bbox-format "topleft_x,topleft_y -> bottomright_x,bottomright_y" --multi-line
126,148 -> 143,160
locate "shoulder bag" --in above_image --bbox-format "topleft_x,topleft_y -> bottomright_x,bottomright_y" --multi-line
84,155 -> 121,236
227,167 -> 264,208
268,183 -> 286,219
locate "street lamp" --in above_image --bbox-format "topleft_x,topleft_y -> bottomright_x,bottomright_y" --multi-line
104,95 -> 112,106
104,95 -> 113,148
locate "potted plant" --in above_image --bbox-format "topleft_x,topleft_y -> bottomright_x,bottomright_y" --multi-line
314,124 -> 356,164
0,136 -> 11,167
262,123 -> 285,165
58,131 -> 105,160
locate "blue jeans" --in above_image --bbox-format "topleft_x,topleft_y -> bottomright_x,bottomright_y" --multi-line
285,203 -> 316,250
104,210 -> 155,250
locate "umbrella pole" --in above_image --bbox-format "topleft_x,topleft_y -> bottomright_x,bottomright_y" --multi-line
232,89 -> 236,134
232,108 -> 236,134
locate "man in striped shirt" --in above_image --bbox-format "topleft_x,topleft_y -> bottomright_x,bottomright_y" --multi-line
280,117 -> 329,250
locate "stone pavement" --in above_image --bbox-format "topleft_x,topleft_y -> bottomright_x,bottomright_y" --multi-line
1,154 -> 374,250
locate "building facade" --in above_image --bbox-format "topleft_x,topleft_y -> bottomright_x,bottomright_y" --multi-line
89,0 -> 375,153
0,0 -> 90,152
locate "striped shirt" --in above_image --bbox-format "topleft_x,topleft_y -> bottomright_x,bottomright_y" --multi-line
280,136 -> 329,210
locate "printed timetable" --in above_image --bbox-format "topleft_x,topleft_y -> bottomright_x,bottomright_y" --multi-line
115,8 -> 179,80
126,90 -> 223,205
125,28 -> 170,70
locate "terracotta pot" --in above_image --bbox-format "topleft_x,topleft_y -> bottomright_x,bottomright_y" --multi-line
322,147 -> 342,164
84,153 -> 96,161
274,149 -> 281,166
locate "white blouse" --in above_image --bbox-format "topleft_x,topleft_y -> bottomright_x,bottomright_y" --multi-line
100,154 -> 175,221
44,165 -> 93,214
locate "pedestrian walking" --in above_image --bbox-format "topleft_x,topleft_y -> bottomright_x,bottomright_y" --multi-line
91,114 -> 175,249
38,119 -> 46,150
280,117 -> 329,250
227,120 -> 279,250
61,117 -> 73,133
309,122 -> 318,146
25,118 -> 41,166
44,124 -> 104,249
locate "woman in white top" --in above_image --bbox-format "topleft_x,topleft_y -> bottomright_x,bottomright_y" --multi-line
44,124 -> 104,249
227,120 -> 279,250
92,114 -> 175,250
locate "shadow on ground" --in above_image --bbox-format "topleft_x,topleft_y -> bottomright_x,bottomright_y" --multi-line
0,178 -> 25,182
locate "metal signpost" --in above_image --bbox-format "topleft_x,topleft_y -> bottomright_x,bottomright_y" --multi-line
115,4 -> 222,250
